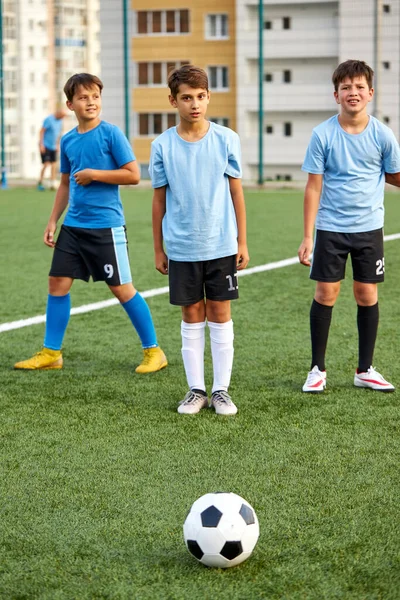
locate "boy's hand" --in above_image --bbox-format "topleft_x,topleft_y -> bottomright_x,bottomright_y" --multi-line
155,251 -> 168,275
236,243 -> 249,270
44,221 -> 57,248
298,237 -> 313,266
74,169 -> 94,186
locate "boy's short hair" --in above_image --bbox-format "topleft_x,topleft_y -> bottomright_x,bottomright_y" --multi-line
332,60 -> 374,91
64,73 -> 104,102
168,65 -> 209,97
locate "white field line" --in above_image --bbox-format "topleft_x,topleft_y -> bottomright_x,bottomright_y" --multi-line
2,232 -> 400,334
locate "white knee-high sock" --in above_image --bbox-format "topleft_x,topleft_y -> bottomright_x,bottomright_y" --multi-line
181,321 -> 206,392
208,320 -> 234,394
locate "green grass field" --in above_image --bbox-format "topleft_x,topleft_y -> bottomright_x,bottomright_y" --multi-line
1,187 -> 400,599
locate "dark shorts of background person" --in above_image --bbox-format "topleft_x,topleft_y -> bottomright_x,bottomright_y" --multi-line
169,254 -> 239,306
310,228 -> 384,283
49,225 -> 132,286
40,148 -> 57,164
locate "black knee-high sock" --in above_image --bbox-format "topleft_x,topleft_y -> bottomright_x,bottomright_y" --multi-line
310,299 -> 333,371
357,303 -> 379,373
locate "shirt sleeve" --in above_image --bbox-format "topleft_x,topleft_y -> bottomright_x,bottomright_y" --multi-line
59,136 -> 70,174
381,128 -> 400,174
149,141 -> 168,188
110,126 -> 136,167
225,131 -> 242,178
302,130 -> 325,174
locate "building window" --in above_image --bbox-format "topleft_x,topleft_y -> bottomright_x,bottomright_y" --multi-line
210,117 -> 230,127
264,20 -> 272,30
283,70 -> 292,83
208,66 -> 229,90
137,61 -> 190,86
138,113 -> 178,136
383,61 -> 390,69
383,116 -> 390,124
30,72 -> 35,83
29,46 -> 34,58
282,17 -> 291,29
383,4 -> 391,13
284,122 -> 292,136
265,125 -> 273,134
136,10 -> 190,35
206,14 -> 228,39
30,98 -> 35,110
264,73 -> 273,82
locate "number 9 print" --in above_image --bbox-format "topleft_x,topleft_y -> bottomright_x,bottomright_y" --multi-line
104,264 -> 114,279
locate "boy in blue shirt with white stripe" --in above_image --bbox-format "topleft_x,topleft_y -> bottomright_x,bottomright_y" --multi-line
15,73 -> 167,374
298,60 -> 400,393
150,65 -> 249,415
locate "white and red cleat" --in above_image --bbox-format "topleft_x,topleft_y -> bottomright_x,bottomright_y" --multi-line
302,365 -> 327,393
354,366 -> 395,392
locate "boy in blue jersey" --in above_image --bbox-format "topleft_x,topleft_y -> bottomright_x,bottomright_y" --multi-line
150,65 -> 249,415
298,60 -> 400,393
15,73 -> 167,374
38,109 -> 66,191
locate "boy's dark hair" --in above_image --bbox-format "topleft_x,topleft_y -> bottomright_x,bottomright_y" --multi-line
168,65 -> 208,97
64,73 -> 104,102
332,60 -> 374,91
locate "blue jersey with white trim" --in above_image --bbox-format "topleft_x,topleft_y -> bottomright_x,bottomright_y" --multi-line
61,121 -> 135,228
302,115 -> 400,233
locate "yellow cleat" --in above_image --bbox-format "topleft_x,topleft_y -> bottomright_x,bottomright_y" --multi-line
14,348 -> 63,370
135,346 -> 168,374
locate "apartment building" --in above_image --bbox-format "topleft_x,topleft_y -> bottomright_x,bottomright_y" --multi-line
100,0 -> 237,179
2,0 -> 100,180
237,0 -> 400,181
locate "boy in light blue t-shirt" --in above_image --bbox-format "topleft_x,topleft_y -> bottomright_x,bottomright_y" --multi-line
38,110 -> 66,191
298,60 -> 400,393
15,73 -> 167,374
150,65 -> 249,415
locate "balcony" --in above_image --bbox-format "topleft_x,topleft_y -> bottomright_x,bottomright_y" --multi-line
241,83 -> 334,112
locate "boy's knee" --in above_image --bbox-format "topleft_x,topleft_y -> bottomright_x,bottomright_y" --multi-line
314,282 -> 340,306
48,276 -> 73,296
206,300 -> 231,323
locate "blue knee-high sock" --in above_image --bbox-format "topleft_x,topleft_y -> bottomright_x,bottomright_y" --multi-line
121,293 -> 158,349
44,293 -> 71,350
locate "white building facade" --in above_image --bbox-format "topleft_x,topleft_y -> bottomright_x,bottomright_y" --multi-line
2,0 -> 100,180
236,0 -> 400,182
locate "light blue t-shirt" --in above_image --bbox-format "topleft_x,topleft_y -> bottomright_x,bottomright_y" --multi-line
60,121 -> 135,228
43,114 -> 63,150
302,115 -> 400,233
149,122 -> 242,261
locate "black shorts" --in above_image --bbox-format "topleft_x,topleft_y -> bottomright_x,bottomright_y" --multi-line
41,148 -> 57,163
310,228 -> 385,283
49,225 -> 132,286
168,255 -> 239,306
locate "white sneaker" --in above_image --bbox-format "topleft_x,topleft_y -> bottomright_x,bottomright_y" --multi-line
178,389 -> 209,414
302,366 -> 326,393
354,366 -> 395,392
210,390 -> 237,415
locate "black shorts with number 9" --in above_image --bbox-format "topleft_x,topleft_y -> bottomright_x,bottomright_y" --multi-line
49,225 -> 132,286
310,228 -> 385,283
168,254 -> 239,306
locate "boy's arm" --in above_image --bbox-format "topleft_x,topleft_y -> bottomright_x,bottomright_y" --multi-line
229,177 -> 249,271
74,160 -> 140,186
44,173 -> 70,247
298,173 -> 323,266
385,172 -> 400,187
152,186 -> 168,275
39,127 -> 46,154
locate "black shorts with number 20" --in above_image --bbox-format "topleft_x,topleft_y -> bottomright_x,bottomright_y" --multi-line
168,254 -> 239,306
310,228 -> 385,283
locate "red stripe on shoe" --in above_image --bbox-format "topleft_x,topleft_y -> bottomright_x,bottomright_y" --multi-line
361,378 -> 390,386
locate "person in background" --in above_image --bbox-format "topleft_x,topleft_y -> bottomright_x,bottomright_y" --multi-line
38,109 -> 66,191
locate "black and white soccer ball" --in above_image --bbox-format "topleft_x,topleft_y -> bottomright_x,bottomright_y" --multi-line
183,492 -> 259,568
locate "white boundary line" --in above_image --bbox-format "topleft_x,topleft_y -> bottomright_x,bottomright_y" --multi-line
2,233 -> 400,334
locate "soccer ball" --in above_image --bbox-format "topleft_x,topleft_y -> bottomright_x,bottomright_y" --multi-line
183,492 -> 259,568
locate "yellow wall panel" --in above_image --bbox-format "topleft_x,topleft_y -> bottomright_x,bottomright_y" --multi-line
131,1 -> 237,163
